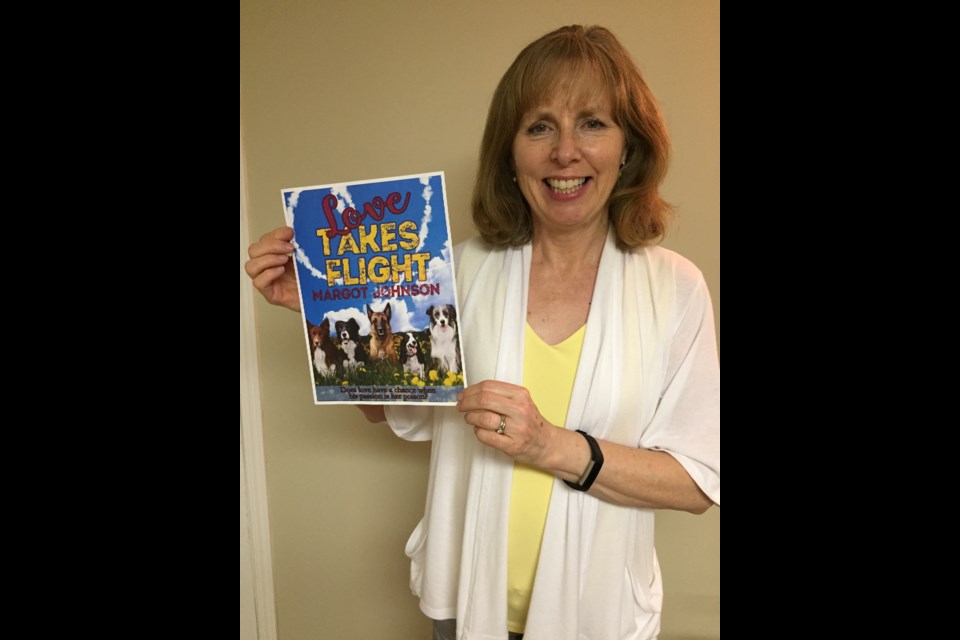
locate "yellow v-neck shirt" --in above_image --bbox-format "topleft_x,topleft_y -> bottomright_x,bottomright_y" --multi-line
507,323 -> 586,633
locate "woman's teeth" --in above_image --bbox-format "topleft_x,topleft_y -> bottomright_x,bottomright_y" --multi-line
546,178 -> 587,194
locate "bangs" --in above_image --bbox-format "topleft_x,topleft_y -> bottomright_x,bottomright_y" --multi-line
513,46 -> 623,124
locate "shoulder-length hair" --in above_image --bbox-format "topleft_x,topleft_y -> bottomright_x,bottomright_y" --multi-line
471,25 -> 673,249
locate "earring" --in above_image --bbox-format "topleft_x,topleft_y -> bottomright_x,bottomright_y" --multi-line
512,175 -> 517,183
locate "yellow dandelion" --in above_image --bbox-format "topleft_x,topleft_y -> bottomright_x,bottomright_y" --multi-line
428,370 -> 440,382
415,379 -> 426,388
341,381 -> 349,385
443,379 -> 453,386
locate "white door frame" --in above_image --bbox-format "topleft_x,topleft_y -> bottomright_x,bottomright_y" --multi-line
240,113 -> 278,640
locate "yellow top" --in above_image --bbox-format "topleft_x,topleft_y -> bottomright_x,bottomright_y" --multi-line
507,323 -> 586,633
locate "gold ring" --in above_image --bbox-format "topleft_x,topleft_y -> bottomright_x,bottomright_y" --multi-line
496,415 -> 506,435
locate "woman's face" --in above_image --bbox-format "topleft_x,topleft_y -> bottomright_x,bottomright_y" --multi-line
511,88 -> 625,238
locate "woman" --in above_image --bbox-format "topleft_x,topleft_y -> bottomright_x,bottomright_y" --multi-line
246,25 -> 719,640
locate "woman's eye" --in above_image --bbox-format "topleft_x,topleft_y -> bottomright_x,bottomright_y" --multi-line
527,122 -> 549,134
584,119 -> 606,130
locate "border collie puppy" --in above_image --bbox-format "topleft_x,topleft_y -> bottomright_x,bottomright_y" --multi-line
335,318 -> 368,371
426,304 -> 461,374
399,332 -> 426,378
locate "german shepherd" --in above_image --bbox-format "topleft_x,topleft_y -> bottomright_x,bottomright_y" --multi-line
366,303 -> 398,362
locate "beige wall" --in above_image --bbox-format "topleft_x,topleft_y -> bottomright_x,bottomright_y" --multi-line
241,2 -> 719,639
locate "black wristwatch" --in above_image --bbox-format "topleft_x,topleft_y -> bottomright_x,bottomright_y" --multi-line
564,430 -> 604,492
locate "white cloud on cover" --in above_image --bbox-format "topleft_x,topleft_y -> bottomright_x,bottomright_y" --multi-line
294,244 -> 327,280
322,306 -> 369,335
329,185 -> 354,211
321,298 -> 416,335
416,176 -> 433,251
285,189 -> 326,281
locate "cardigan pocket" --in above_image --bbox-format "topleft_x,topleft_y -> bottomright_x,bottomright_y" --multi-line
404,517 -> 428,595
625,556 -> 664,615
617,560 -> 664,639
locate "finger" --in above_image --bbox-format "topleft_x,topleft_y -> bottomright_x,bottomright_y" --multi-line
461,403 -> 510,441
251,265 -> 289,293
474,410 -> 507,432
460,408 -> 501,433
274,226 -> 295,241
459,380 -> 525,402
260,226 -> 294,242
249,234 -> 295,260
473,425 -> 510,450
456,390 -> 513,418
244,253 -> 290,279
248,239 -> 295,261
457,381 -> 509,406
492,412 -> 508,434
457,383 -> 527,416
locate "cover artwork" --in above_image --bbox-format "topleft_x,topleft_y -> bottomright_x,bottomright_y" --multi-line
282,172 -> 466,404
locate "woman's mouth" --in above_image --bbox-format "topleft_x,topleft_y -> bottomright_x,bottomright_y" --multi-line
545,177 -> 589,195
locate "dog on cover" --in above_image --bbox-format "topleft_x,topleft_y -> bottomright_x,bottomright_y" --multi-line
308,317 -> 343,376
366,302 -> 398,362
426,304 -> 461,374
399,332 -> 426,378
335,318 -> 368,371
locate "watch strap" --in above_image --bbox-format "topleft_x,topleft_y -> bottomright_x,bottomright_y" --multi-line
563,429 -> 603,492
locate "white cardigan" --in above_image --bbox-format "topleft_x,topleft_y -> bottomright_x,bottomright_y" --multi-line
385,229 -> 720,640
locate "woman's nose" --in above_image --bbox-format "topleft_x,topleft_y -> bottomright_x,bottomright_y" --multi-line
550,129 -> 581,165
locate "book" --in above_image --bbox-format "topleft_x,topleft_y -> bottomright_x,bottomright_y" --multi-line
282,172 -> 466,404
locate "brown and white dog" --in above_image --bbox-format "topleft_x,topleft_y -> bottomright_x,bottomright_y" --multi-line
308,317 -> 343,376
426,304 -> 461,374
366,303 -> 398,361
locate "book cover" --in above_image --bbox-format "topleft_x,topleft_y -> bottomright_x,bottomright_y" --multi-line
282,172 -> 466,404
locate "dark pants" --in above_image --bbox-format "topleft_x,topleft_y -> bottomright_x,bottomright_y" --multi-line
432,619 -> 523,639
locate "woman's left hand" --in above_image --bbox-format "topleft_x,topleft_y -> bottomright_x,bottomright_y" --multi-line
456,380 -> 555,467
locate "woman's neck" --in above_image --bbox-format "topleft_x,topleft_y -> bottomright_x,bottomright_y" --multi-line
531,219 -> 608,272
526,220 -> 608,345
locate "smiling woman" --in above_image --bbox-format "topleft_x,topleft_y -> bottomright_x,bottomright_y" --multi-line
473,27 -> 673,251
395,25 -> 716,639
243,14 -> 718,640
511,95 -> 626,236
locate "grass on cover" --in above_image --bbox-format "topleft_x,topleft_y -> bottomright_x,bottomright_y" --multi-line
314,330 -> 464,389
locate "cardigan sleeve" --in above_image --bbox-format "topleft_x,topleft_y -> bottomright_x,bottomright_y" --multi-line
639,263 -> 720,505
385,404 -> 435,441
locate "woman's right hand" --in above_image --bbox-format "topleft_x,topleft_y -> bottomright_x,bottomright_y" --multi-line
244,226 -> 301,312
